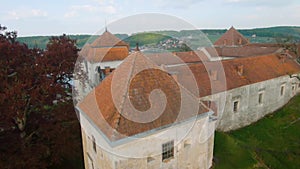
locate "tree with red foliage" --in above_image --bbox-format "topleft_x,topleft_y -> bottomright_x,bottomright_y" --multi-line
0,24 -> 40,136
0,25 -> 83,168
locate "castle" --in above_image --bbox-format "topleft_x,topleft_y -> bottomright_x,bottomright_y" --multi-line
75,27 -> 300,169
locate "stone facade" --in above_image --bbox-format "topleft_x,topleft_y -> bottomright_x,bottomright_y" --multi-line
202,74 -> 300,131
79,110 -> 216,169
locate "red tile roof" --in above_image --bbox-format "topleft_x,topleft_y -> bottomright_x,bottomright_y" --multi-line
214,26 -> 249,46
145,50 -> 214,66
80,30 -> 129,62
80,46 -> 129,62
215,45 -> 281,57
91,31 -> 129,48
167,54 -> 300,97
78,51 -> 209,141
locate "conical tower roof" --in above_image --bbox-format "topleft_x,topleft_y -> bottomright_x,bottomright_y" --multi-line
79,30 -> 129,62
214,26 -> 249,46
78,51 -> 208,141
91,30 -> 129,48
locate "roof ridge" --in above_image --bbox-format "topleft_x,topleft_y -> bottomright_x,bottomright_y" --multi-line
139,53 -> 161,129
230,27 -> 234,46
112,51 -> 168,130
91,30 -> 128,48
214,26 -> 248,46
220,53 -> 275,63
113,52 -> 138,130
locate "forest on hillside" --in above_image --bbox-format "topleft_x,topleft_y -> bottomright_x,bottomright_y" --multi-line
17,26 -> 300,49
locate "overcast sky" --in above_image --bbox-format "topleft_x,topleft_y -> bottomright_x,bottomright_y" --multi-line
1,0 -> 299,36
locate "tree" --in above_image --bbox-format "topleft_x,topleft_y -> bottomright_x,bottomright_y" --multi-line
0,24 -> 39,136
43,34 -> 79,88
0,25 -> 83,168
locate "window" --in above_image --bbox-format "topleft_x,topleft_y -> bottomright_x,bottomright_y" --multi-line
292,85 -> 295,91
162,140 -> 174,161
207,100 -> 211,108
258,93 -> 263,104
280,85 -> 285,96
184,139 -> 191,148
292,85 -> 296,95
92,136 -> 97,153
233,101 -> 239,112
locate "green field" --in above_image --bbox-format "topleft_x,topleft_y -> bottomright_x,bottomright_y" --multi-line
213,94 -> 300,169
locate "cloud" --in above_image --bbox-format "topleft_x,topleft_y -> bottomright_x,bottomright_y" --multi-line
223,0 -> 297,7
64,1 -> 117,18
72,5 -> 98,12
94,0 -> 117,14
5,9 -> 47,20
92,0 -> 115,5
154,0 -> 203,9
100,5 -> 116,14
64,5 -> 97,18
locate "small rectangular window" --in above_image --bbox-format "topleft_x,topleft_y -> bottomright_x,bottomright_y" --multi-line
184,140 -> 191,148
162,140 -> 174,161
280,85 -> 285,96
233,101 -> 239,112
258,93 -> 263,104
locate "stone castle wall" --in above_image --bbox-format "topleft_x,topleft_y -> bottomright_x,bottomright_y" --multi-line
79,110 -> 216,169
202,74 -> 300,131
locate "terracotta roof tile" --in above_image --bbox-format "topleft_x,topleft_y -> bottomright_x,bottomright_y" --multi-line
91,31 -> 129,48
78,51 -> 209,141
214,26 -> 249,46
168,54 -> 300,97
215,45 -> 281,57
80,46 -> 129,62
145,50 -> 213,66
80,31 -> 129,62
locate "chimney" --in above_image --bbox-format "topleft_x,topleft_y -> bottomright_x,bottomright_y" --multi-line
238,37 -> 242,45
172,74 -> 178,81
104,66 -> 111,76
285,49 -> 290,55
237,65 -> 244,76
169,72 -> 178,81
209,70 -> 218,81
161,64 -> 166,70
278,50 -> 287,63
223,39 -> 227,46
135,43 -> 140,51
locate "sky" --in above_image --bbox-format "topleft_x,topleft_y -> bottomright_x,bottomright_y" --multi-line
1,0 -> 300,36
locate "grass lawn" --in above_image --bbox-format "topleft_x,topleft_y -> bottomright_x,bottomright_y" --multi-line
213,94 -> 300,169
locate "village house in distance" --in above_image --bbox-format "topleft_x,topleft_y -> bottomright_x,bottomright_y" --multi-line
75,27 -> 300,169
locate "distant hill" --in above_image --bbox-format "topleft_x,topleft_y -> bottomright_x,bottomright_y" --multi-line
123,32 -> 171,47
17,26 -> 300,50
